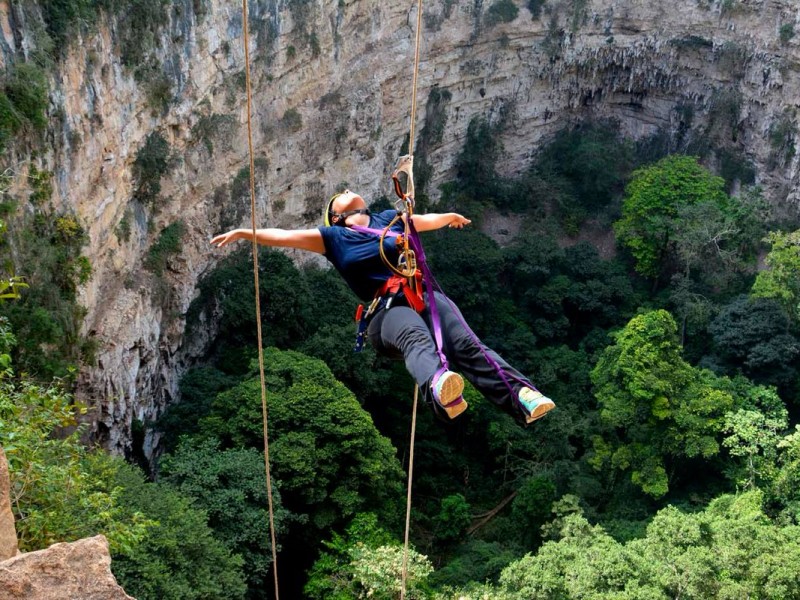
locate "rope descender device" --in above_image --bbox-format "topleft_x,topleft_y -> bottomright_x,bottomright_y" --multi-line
392,154 -> 416,210
379,154 -> 419,279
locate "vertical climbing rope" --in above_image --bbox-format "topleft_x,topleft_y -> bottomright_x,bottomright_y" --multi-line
400,385 -> 420,600
407,0 -> 425,157
241,0 -> 280,598
400,1 -> 426,598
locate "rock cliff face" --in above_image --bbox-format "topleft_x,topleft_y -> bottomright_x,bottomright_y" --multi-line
0,0 -> 798,455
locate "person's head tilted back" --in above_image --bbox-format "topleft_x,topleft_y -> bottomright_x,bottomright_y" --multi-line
324,190 -> 370,227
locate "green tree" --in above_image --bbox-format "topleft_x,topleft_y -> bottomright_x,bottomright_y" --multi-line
159,437 -> 290,594
614,155 -> 730,282
430,539 -> 521,591
5,63 -> 49,131
39,0 -> 98,56
499,497 -> 632,599
305,513 -> 398,600
1,206 -> 94,378
434,494 -> 472,543
510,476 -> 556,547
773,426 -> 800,521
486,0 -> 519,25
497,491 -> 800,599
108,458 -> 248,600
144,220 -> 185,276
626,492 -> 800,599
752,229 -> 800,322
132,131 -> 170,205
455,117 -> 504,201
186,248 -> 313,351
0,325 -> 149,551
671,194 -> 760,285
306,513 -> 433,600
708,295 -> 799,393
723,401 -> 787,490
590,310 -> 736,497
534,120 -> 635,213
198,348 -> 404,536
350,544 -> 433,600
155,366 -> 240,451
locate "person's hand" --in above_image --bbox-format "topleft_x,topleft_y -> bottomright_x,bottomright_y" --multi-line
210,229 -> 242,248
449,214 -> 471,229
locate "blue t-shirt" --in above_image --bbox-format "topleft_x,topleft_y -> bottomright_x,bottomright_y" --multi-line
319,209 -> 404,301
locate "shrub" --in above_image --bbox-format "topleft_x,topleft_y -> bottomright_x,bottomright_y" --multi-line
28,164 -> 53,205
0,331 -> 150,552
528,0 -> 545,19
768,114 -> 796,168
281,107 -> 303,133
191,113 -> 237,155
780,23 -> 795,44
0,200 -> 92,378
309,32 -> 321,57
144,220 -> 185,276
715,41 -> 749,79
0,93 -> 21,151
39,0 -> 98,57
486,0 -> 519,26
5,63 -> 49,131
132,132 -> 170,205
141,67 -> 173,114
113,0 -> 170,69
116,211 -> 132,242
434,494 -> 471,542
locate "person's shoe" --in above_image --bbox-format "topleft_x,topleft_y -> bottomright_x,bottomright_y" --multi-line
518,387 -> 555,424
431,369 -> 468,419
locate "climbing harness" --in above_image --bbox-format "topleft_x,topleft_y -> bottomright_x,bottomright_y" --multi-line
353,269 -> 424,352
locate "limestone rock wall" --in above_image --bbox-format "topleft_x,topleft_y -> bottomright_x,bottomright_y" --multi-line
0,0 -> 798,454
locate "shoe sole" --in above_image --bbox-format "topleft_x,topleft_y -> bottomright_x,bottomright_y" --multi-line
444,398 -> 468,419
435,372 -> 468,419
525,399 -> 555,424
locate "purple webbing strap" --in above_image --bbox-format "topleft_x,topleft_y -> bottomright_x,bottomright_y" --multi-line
405,221 -> 527,399
352,225 -> 398,238
404,221 -> 448,368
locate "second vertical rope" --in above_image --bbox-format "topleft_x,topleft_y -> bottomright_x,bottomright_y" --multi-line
241,0 -> 280,598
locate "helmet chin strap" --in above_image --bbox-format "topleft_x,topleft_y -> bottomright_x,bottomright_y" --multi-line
332,207 -> 371,225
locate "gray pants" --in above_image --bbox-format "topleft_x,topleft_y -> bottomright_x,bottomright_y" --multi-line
367,291 -> 530,417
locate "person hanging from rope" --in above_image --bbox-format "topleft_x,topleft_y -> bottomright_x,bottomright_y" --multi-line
210,189 -> 555,425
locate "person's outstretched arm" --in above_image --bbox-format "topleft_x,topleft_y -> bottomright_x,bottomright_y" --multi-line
410,213 -> 471,232
211,228 -> 325,254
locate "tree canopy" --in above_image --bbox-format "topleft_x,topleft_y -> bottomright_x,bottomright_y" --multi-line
614,155 -> 732,280
590,310 -> 737,497
196,348 -> 405,536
